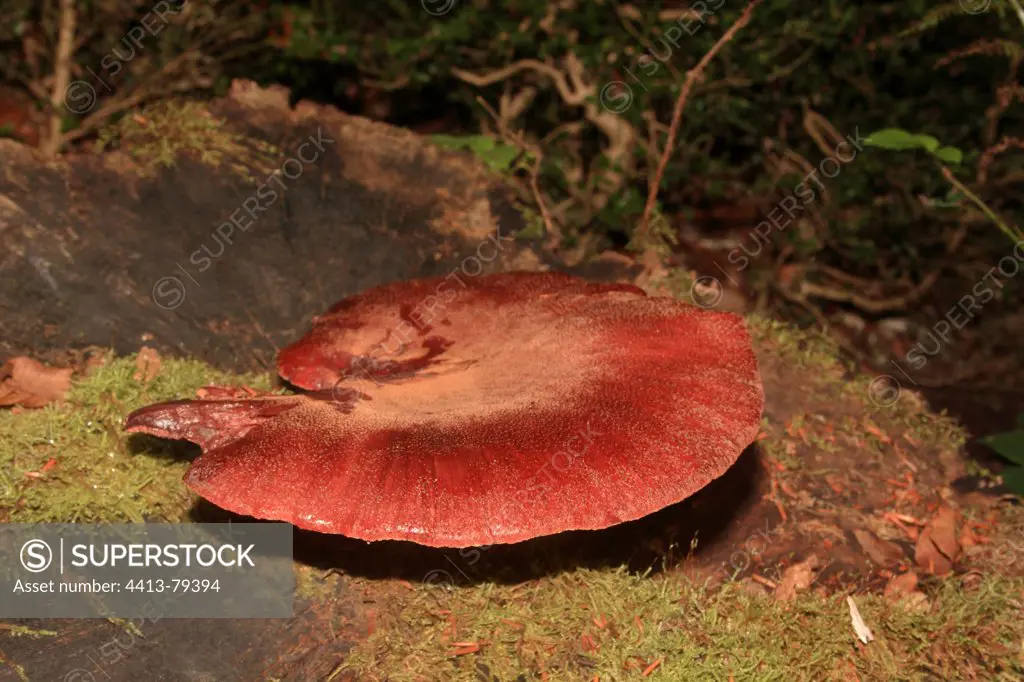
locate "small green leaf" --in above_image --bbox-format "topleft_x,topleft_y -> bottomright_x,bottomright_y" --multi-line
429,134 -> 470,149
468,136 -> 496,153
515,211 -> 546,240
864,128 -> 920,150
429,135 -> 519,171
864,128 -> 940,152
981,429 -> 1024,465
483,145 -> 519,171
933,146 -> 963,164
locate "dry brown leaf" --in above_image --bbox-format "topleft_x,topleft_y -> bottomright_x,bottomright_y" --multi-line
883,571 -> 929,611
774,555 -> 820,601
914,505 -> 961,576
0,357 -> 73,408
853,529 -> 905,566
133,347 -> 161,383
883,571 -> 918,599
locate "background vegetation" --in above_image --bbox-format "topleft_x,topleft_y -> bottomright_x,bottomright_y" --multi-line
1,0 -> 1022,471
4,1 -> 1022,292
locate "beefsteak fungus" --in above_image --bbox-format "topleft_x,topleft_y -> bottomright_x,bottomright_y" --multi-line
126,271 -> 764,547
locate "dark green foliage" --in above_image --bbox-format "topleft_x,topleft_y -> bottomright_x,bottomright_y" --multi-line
254,0 -> 1022,278
982,413 -> 1024,495
1,1 -> 1020,281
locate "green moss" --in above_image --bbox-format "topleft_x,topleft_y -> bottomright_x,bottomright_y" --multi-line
0,655 -> 29,682
746,314 -> 843,373
106,617 -> 144,639
655,267 -> 698,304
342,569 -> 1024,681
627,212 -> 678,259
744,313 -> 971,454
0,625 -> 56,639
295,564 -> 344,602
514,208 -> 548,241
94,101 -> 280,180
0,353 -> 271,524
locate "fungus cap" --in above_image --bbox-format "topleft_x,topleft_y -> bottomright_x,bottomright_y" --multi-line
126,271 -> 764,547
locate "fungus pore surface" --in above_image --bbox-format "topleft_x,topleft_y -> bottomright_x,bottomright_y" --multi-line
125,271 -> 764,547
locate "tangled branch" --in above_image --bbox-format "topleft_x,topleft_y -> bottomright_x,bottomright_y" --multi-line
638,0 -> 764,246
453,54 -> 637,224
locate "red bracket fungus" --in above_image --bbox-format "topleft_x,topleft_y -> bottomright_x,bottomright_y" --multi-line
125,272 -> 764,547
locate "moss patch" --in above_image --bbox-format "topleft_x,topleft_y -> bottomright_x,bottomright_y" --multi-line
342,568 -> 1024,681
94,100 -> 280,180
746,313 -> 969,451
0,353 -> 271,524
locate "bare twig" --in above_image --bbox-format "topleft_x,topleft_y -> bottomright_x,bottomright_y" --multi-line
453,55 -> 636,221
473,93 -> 561,248
783,268 -> 941,314
802,107 -> 846,159
941,165 -> 1023,243
453,59 -> 583,104
637,0 -> 763,260
616,6 -> 684,84
41,0 -> 76,157
977,135 -> 1024,185
362,73 -> 411,91
528,150 -> 560,249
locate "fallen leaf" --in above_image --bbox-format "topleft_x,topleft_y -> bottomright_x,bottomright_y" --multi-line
883,571 -> 918,599
846,595 -> 874,644
743,576 -> 773,595
959,524 -> 982,550
0,357 -> 73,408
642,658 -> 663,676
24,458 -> 59,480
890,512 -> 925,526
915,505 -> 961,576
133,347 -> 161,383
854,529 -> 905,566
451,642 -> 482,656
883,573 -> 930,611
862,421 -> 892,444
774,555 -> 820,601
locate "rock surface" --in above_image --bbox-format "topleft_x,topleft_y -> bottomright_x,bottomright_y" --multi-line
0,80 -> 546,370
